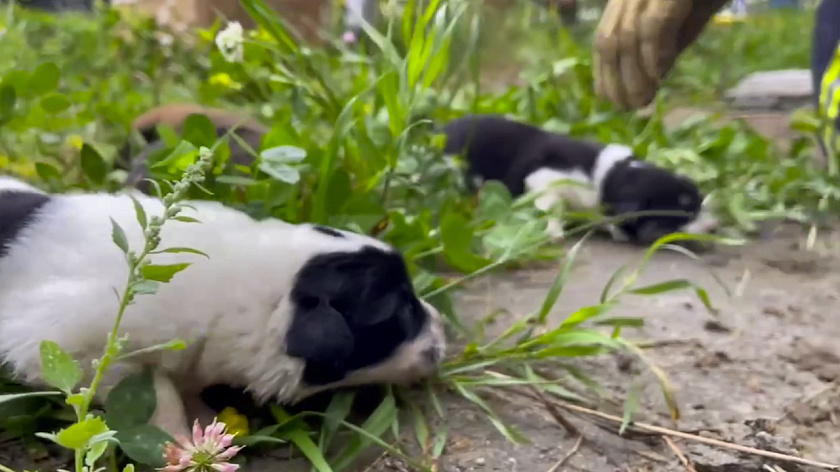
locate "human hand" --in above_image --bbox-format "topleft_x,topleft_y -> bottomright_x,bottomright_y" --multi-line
593,0 -> 730,109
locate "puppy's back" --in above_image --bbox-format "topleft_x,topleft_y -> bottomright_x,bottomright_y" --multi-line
442,115 -> 549,193
0,180 -> 50,259
119,103 -> 268,189
130,103 -> 268,144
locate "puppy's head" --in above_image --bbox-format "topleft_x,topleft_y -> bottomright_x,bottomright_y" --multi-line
601,160 -> 711,245
284,229 -> 445,400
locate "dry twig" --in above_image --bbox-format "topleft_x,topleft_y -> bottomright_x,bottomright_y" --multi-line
531,387 -> 581,436
546,435 -> 583,472
663,436 -> 698,472
544,397 -> 840,471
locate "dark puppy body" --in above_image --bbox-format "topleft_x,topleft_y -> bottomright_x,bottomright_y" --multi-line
442,114 -> 717,245
118,103 -> 267,193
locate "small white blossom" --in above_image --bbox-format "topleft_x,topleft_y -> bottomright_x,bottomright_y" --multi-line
215,21 -> 244,63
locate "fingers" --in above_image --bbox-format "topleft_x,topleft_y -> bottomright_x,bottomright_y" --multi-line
618,0 -> 656,108
594,0 -> 631,107
594,0 -> 704,109
638,0 -> 693,82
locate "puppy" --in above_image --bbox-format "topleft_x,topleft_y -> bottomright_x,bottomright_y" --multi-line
118,103 -> 267,193
441,114 -> 719,246
0,177 -> 445,438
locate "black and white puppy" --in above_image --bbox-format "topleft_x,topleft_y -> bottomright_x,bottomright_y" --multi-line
441,114 -> 719,245
0,176 -> 445,438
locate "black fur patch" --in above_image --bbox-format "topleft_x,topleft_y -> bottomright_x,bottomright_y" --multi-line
312,225 -> 345,238
442,114 -> 603,195
443,114 -> 704,245
600,160 -> 702,245
285,246 -> 428,386
0,191 -> 50,258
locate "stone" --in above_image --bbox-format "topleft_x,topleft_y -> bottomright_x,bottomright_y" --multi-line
725,69 -> 814,111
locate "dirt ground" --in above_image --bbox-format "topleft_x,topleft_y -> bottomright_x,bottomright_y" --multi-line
249,223 -> 840,472
422,223 -> 840,472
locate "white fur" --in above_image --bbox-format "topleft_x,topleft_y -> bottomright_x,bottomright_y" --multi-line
0,183 -> 444,437
521,143 -> 718,241
591,144 -> 635,190
0,176 -> 43,194
524,144 -> 634,240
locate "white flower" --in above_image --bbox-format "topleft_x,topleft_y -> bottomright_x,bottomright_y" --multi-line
215,21 -> 244,63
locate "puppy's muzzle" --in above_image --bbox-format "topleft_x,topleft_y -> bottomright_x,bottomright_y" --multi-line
417,299 -> 446,370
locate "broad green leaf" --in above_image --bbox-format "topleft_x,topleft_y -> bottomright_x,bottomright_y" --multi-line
115,425 -> 173,467
153,247 -> 209,258
182,113 -> 217,148
104,368 -> 156,431
258,161 -> 300,184
80,143 -> 107,185
475,181 -> 512,221
150,141 -> 198,169
131,196 -> 148,230
141,263 -> 191,283
439,212 -> 491,273
0,84 -> 16,122
110,218 -> 129,254
39,341 -> 82,394
133,280 -> 160,295
29,62 -> 60,96
39,93 -> 71,114
56,417 -> 109,450
85,431 -> 118,467
261,145 -> 306,164
35,162 -> 62,182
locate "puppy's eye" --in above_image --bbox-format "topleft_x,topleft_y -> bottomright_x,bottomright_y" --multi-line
678,194 -> 694,207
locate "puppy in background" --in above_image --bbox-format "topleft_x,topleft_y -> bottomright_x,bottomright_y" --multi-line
442,114 -> 719,245
0,176 -> 445,439
118,103 -> 267,193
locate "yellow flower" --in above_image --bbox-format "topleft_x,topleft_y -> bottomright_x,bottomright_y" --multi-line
712,11 -> 746,26
217,407 -> 249,437
252,27 -> 273,42
67,134 -> 84,150
209,73 -> 243,91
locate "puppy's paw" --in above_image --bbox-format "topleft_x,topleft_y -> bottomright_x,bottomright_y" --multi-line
150,369 -> 191,439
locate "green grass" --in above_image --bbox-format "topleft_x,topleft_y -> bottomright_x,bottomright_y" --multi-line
0,2 -> 836,472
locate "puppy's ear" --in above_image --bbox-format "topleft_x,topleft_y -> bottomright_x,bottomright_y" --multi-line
286,299 -> 354,364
